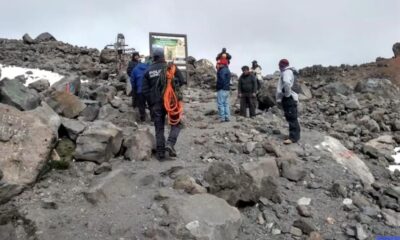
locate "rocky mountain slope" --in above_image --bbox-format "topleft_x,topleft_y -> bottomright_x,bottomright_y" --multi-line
0,33 -> 399,240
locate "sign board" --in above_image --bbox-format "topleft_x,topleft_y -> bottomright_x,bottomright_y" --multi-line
149,32 -> 188,71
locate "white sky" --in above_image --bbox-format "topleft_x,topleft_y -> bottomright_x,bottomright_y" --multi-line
0,0 -> 399,74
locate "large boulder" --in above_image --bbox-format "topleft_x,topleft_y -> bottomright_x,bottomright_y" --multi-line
46,91 -> 86,118
100,48 -> 115,64
74,121 -> 123,163
363,135 -> 396,159
257,80 -> 278,110
28,102 -> 61,138
123,128 -> 155,161
22,33 -> 35,44
188,59 -> 217,88
164,193 -> 242,240
354,78 -> 399,98
0,104 -> 56,185
60,117 -> 87,141
50,76 -> 81,95
241,157 -> 280,186
316,136 -> 375,187
34,32 -> 56,42
0,78 -> 41,110
83,168 -> 135,205
204,162 -> 260,206
393,42 -> 400,58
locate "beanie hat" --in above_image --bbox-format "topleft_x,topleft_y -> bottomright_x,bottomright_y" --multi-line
279,59 -> 289,68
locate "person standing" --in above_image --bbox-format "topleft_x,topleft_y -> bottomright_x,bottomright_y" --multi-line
216,48 -> 232,64
251,60 -> 263,88
238,66 -> 257,118
142,48 -> 186,160
130,61 -> 149,122
127,52 -> 141,106
276,59 -> 301,144
216,58 -> 231,122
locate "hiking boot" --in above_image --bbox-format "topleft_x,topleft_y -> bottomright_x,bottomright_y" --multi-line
283,139 -> 294,145
166,145 -> 177,157
156,151 -> 166,161
225,118 -> 230,122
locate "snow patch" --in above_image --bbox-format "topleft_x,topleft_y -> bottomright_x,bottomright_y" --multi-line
388,147 -> 400,172
0,64 -> 64,86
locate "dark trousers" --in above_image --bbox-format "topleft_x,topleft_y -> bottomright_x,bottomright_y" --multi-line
136,93 -> 146,121
240,94 -> 256,117
152,103 -> 181,153
282,96 -> 301,142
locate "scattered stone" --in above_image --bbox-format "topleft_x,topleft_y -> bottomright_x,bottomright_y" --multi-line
297,197 -> 312,206
0,78 -> 41,110
343,198 -> 353,206
123,128 -> 155,161
381,208 -> 400,227
61,117 -> 87,141
293,218 -> 317,235
297,205 -> 312,218
22,33 -> 35,44
35,32 -> 57,42
271,228 -> 281,235
46,91 -> 86,118
83,168 -> 134,205
28,79 -> 50,92
41,198 -> 58,209
94,162 -> 112,175
260,176 -> 282,204
242,157 -> 280,186
173,175 -> 207,194
290,226 -> 303,237
74,121 -> 123,163
164,193 -> 242,240
281,160 -> 306,182
308,231 -> 323,240
355,223 -> 368,240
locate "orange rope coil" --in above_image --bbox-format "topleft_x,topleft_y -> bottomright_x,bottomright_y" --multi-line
163,64 -> 184,125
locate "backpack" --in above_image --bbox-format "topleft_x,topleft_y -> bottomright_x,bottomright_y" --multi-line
287,68 -> 302,94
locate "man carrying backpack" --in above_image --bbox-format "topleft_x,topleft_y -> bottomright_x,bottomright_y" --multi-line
238,66 -> 257,118
276,59 -> 301,144
142,48 -> 186,161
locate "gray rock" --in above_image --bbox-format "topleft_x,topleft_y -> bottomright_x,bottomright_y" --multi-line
345,97 -> 361,110
51,76 -> 81,96
83,168 -> 135,205
0,104 -> 56,185
281,160 -> 306,182
260,176 -> 282,204
355,78 -> 400,98
290,227 -> 303,237
46,91 -> 86,118
100,48 -> 115,64
123,128 -> 155,161
61,117 -> 87,141
293,218 -> 316,234
242,157 -> 280,186
0,78 -> 41,110
359,116 -> 380,132
204,162 -> 260,206
22,33 -> 35,44
355,224 -> 368,240
94,162 -> 112,175
393,42 -> 400,58
28,79 -> 50,92
164,192 -> 242,240
35,32 -> 56,42
78,100 -> 100,122
41,198 -> 58,209
0,182 -> 24,204
28,102 -> 61,138
74,121 -> 123,163
173,175 -> 207,194
297,205 -> 312,217
381,208 -> 400,227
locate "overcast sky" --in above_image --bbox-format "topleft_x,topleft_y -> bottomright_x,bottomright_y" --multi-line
0,0 -> 399,74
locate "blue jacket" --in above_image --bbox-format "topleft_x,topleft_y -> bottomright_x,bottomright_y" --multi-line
130,63 -> 149,94
216,66 -> 231,91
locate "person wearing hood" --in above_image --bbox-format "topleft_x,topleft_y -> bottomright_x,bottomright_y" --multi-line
276,59 -> 300,144
127,52 -> 140,76
251,60 -> 263,88
142,48 -> 186,161
216,48 -> 232,64
216,58 -> 231,122
130,60 -> 149,122
238,66 -> 257,118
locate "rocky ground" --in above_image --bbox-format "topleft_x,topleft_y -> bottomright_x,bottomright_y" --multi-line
0,33 -> 400,240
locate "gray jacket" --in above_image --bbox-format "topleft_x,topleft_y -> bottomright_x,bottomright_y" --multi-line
276,67 -> 299,102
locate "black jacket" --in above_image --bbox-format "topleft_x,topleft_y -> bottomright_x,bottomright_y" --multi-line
238,74 -> 257,94
142,61 -> 185,106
